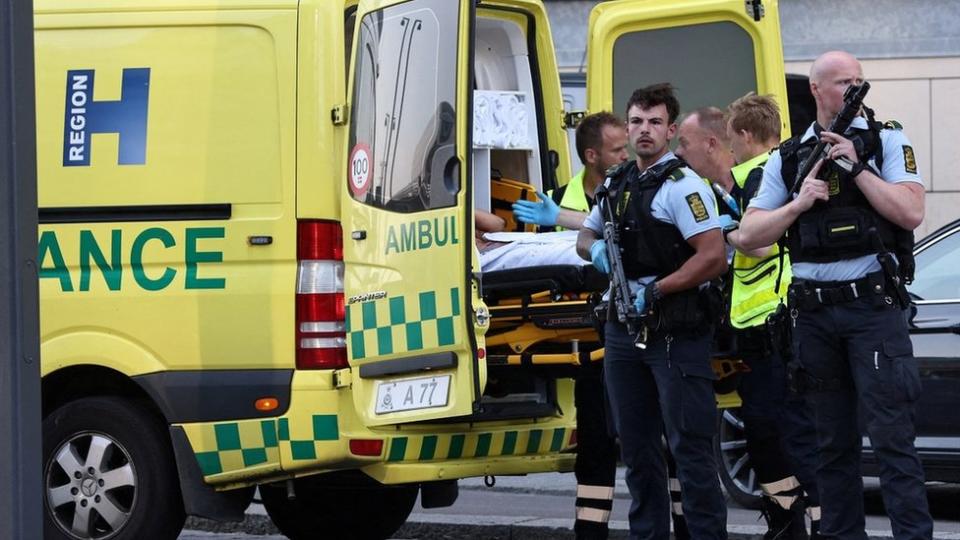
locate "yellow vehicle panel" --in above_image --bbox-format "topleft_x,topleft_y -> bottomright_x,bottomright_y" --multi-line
35,8 -> 299,375
587,0 -> 789,140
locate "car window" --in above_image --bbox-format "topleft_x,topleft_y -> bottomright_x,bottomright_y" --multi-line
909,226 -> 960,301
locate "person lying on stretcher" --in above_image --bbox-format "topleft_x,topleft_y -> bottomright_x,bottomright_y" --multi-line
476,112 -> 629,272
476,209 -> 587,271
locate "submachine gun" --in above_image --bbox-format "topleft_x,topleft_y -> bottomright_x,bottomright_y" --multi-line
790,81 -> 871,193
595,164 -> 646,349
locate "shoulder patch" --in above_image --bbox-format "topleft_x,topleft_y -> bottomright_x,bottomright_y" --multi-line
884,120 -> 903,130
685,192 -> 709,223
902,145 -> 917,174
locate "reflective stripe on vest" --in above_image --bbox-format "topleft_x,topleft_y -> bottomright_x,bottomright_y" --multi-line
548,170 -> 591,231
729,153 -> 791,329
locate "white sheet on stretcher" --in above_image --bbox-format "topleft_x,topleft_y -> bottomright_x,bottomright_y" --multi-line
479,230 -> 588,271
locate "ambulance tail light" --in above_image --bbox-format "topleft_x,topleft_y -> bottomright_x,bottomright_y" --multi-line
296,220 -> 346,370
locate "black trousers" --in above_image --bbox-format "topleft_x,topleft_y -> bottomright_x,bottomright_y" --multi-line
604,321 -> 727,540
738,326 -> 820,509
574,361 -> 619,540
793,294 -> 932,540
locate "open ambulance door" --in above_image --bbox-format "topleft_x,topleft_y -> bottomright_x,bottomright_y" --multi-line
340,0 -> 482,427
586,0 -> 789,139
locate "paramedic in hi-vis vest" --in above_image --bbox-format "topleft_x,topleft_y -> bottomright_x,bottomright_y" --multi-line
513,112 -> 628,540
676,99 -> 820,540
739,51 -> 932,540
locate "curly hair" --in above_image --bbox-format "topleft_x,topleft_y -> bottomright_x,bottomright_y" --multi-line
625,83 -> 680,124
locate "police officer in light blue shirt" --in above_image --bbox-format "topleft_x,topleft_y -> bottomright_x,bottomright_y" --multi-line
577,83 -> 728,540
749,116 -> 922,283
739,51 -> 932,540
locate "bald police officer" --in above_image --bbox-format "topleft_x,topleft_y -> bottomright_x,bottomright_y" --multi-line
739,51 -> 933,540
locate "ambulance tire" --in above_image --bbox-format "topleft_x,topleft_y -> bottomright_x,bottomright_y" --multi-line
714,406 -> 764,509
260,473 -> 419,540
42,396 -> 186,540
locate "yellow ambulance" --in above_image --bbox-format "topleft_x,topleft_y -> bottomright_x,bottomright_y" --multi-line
34,0 -> 787,538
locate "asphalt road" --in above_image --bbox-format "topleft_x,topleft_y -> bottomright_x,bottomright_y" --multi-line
181,470 -> 960,539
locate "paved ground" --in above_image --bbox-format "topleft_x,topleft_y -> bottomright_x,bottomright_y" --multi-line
180,469 -> 960,540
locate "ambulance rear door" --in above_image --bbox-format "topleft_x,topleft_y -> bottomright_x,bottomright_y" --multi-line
586,0 -> 788,138
340,0 -> 482,427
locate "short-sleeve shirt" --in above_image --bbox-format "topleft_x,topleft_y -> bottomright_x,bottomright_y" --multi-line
584,152 -> 720,290
748,118 -> 923,281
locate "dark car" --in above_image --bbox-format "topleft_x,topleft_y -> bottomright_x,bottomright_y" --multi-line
717,219 -> 960,508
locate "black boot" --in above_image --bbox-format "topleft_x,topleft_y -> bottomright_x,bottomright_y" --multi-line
761,498 -> 808,540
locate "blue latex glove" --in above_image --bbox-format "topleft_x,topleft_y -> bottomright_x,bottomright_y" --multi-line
590,240 -> 610,274
718,214 -> 739,232
512,192 -> 560,226
633,286 -> 647,314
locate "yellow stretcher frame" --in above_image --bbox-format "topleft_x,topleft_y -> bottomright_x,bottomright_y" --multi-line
482,281 -> 746,399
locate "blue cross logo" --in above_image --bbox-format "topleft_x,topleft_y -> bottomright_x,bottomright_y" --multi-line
62,68 -> 151,167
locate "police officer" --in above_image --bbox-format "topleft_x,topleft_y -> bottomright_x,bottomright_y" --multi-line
739,51 -> 933,540
513,111 -> 628,540
677,101 -> 820,539
516,112 -> 692,540
576,83 -> 728,540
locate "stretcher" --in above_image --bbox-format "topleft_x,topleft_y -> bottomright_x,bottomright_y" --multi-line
481,264 -> 607,367
479,264 -> 745,396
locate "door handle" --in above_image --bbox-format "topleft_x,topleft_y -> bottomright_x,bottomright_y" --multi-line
351,230 -> 367,240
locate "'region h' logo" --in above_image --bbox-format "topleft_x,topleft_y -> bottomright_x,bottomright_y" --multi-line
62,68 -> 150,166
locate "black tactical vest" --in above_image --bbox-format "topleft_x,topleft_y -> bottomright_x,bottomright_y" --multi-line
607,158 -> 694,279
779,121 -> 914,278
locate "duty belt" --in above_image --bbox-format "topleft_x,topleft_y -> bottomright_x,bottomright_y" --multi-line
789,271 -> 888,310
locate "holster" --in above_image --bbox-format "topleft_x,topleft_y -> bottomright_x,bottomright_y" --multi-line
764,303 -> 791,361
648,283 -> 721,333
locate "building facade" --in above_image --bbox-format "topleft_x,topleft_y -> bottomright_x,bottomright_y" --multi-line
546,0 -> 960,237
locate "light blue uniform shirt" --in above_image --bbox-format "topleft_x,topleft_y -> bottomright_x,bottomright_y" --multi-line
749,118 -> 923,282
584,152 -> 720,293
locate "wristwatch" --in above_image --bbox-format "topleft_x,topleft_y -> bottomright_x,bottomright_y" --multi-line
722,222 -> 739,241
848,161 -> 867,179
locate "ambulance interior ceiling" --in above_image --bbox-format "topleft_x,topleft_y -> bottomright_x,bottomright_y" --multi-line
473,14 -> 544,212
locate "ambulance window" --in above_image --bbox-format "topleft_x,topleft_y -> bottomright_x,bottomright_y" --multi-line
345,9 -> 356,82
348,0 -> 460,213
611,22 -> 756,118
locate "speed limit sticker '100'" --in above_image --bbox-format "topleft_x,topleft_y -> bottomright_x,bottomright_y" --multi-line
349,143 -> 372,198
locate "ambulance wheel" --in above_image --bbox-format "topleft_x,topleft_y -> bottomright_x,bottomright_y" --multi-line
42,396 -> 185,540
715,406 -> 764,509
260,472 -> 418,540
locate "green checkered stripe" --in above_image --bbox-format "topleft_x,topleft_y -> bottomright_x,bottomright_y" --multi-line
346,288 -> 461,360
189,419 -> 280,477
278,415 -> 340,461
386,427 -> 571,462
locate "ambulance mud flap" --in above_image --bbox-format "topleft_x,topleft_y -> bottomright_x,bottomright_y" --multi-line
169,427 -> 255,521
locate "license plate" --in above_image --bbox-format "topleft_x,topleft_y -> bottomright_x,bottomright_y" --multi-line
375,374 -> 451,414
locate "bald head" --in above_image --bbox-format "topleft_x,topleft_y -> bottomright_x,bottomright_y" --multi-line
808,50 -> 865,122
810,50 -> 861,85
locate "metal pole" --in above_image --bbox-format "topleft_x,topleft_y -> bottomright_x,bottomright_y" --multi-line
0,0 -> 43,537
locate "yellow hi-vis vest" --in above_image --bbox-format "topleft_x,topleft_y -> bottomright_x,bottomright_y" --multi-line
547,169 -> 592,231
729,152 -> 792,329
